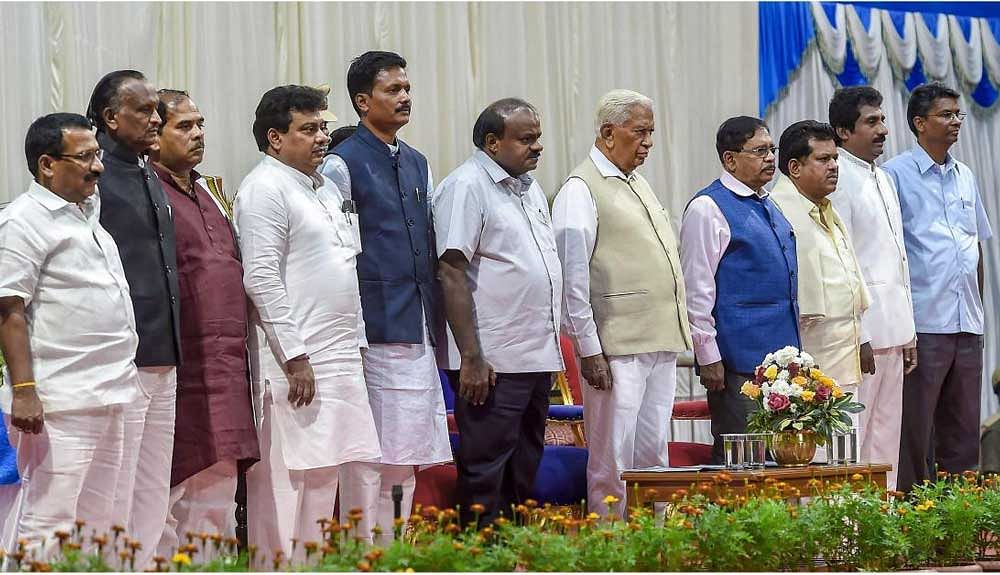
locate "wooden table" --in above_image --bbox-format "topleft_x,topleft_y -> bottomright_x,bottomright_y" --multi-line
622,463 -> 891,512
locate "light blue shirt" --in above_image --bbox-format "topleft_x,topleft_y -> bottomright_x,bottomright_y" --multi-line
883,144 -> 992,335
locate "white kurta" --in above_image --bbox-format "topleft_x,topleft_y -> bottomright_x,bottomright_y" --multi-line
236,155 -> 381,470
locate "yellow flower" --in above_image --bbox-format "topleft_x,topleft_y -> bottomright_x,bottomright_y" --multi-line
809,368 -> 824,379
831,386 -> 844,398
818,376 -> 835,387
801,390 -> 815,402
603,495 -> 620,505
740,381 -> 761,399
923,500 -> 935,509
791,375 -> 808,387
764,365 -> 778,380
172,553 -> 192,566
915,504 -> 927,512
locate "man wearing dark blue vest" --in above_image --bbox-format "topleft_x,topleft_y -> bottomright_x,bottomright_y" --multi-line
320,51 -> 450,541
679,116 -> 801,463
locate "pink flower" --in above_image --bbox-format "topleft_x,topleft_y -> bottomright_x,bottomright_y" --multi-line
754,366 -> 765,385
815,386 -> 831,402
787,363 -> 799,378
767,393 -> 790,411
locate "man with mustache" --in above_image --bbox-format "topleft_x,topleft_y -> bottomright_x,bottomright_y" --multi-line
0,113 -> 141,561
680,116 -> 800,464
883,83 -> 993,492
552,90 -> 690,518
827,87 -> 915,489
770,121 -> 871,409
320,51 -> 450,541
434,98 -> 562,526
235,85 -> 380,560
149,90 -> 259,555
86,69 -> 182,567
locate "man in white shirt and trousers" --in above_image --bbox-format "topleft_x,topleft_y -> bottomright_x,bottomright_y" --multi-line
552,90 -> 691,518
827,87 -> 917,489
236,85 -> 381,563
0,113 -> 142,563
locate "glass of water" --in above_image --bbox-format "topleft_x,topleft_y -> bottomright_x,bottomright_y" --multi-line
722,433 -> 746,470
828,427 -> 859,464
743,433 -> 770,469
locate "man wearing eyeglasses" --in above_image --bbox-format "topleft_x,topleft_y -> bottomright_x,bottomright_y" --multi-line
883,83 -> 993,492
680,116 -> 800,464
0,113 -> 141,560
827,87 -> 915,490
86,69 -> 182,566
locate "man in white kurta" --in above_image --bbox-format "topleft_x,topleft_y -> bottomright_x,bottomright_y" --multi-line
828,87 -> 917,489
552,90 -> 691,518
0,114 -> 141,562
235,86 -> 381,562
770,121 -> 872,407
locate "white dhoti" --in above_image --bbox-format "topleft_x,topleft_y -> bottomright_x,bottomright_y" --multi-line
157,460 -> 238,558
248,361 -> 381,559
2,404 -> 127,563
583,351 -> 678,517
112,366 -> 177,570
857,346 -> 905,490
352,322 -> 451,541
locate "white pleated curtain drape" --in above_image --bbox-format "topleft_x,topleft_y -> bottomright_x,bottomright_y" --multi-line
766,1 -> 1000,422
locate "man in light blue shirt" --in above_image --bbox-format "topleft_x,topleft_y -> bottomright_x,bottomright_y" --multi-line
883,82 -> 993,492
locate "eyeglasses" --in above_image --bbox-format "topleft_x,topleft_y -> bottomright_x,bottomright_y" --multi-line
53,149 -> 104,164
929,111 -> 967,122
736,145 -> 777,158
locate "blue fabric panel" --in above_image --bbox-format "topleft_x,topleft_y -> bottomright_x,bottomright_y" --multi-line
547,405 -> 584,421
529,446 -> 588,506
836,38 -> 869,86
838,2 -> 1000,19
440,369 -> 454,411
759,1 -> 815,116
905,58 -> 928,92
954,15 -> 973,42
971,74 -> 1000,108
0,424 -> 18,485
888,10 -> 908,36
921,12 -> 940,36
854,4 -> 871,29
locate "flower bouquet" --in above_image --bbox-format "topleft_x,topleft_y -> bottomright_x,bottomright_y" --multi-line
740,346 -> 864,465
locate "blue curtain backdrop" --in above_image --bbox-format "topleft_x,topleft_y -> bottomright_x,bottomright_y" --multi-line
759,1 -> 1000,116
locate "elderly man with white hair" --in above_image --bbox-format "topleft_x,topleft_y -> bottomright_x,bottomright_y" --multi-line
552,89 -> 691,517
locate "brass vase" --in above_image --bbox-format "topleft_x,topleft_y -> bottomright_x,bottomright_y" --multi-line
770,431 -> 817,467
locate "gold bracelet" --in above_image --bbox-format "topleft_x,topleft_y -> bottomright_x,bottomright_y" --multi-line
12,381 -> 36,389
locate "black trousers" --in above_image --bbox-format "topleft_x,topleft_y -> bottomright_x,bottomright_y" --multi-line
897,332 -> 983,492
706,368 -> 758,464
445,370 -> 552,526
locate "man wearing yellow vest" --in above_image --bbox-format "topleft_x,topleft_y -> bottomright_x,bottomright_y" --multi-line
770,121 -> 874,414
552,90 -> 692,517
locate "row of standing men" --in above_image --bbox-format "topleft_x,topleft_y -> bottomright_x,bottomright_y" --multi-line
0,50 -> 991,567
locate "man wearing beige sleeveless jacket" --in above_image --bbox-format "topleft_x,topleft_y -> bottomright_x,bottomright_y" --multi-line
552,90 -> 692,517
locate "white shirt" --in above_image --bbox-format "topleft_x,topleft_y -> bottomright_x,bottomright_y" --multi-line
830,148 -> 916,350
0,182 -> 140,414
235,155 -> 366,379
551,145 -> 630,358
678,172 -> 767,366
432,150 -> 563,373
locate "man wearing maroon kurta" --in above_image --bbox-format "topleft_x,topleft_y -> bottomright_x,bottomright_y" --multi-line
150,90 -> 259,555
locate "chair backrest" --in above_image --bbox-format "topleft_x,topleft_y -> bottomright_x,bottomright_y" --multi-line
559,335 -> 584,404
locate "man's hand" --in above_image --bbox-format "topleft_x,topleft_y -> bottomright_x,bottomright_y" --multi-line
860,342 -> 876,375
580,353 -> 613,391
698,361 -> 725,392
459,354 -> 496,406
11,385 -> 43,434
285,355 -> 316,407
903,346 -> 918,375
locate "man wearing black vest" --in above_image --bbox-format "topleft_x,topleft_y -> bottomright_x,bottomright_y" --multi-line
320,52 -> 450,541
86,69 -> 182,569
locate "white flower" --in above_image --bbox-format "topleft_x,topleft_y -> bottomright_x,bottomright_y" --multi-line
789,383 -> 804,397
778,370 -> 789,381
763,353 -> 775,365
799,351 -> 815,368
773,346 -> 799,366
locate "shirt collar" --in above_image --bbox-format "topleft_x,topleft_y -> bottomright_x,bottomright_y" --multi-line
472,149 -> 534,194
720,171 -> 768,198
262,154 -> 324,190
589,146 -> 630,181
97,130 -> 143,165
912,143 -> 957,175
837,146 -> 875,173
151,163 -> 203,197
26,180 -> 94,213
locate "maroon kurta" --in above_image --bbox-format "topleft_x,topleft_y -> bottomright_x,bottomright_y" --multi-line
155,165 -> 260,487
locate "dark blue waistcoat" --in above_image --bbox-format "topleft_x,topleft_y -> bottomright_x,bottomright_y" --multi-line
691,179 -> 801,374
334,124 -> 437,345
